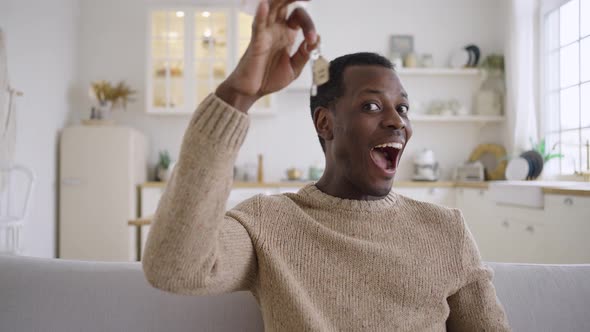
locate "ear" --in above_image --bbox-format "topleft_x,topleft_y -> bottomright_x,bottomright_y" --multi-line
313,106 -> 334,142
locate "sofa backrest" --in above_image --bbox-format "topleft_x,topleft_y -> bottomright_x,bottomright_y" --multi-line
0,255 -> 263,332
490,262 -> 590,332
1,255 -> 589,332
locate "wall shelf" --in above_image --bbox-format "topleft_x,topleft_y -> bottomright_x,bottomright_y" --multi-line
397,68 -> 481,76
411,114 -> 504,123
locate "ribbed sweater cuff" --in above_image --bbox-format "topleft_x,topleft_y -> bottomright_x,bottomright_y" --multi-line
187,93 -> 250,155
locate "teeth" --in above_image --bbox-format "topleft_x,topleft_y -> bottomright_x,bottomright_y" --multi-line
373,142 -> 403,150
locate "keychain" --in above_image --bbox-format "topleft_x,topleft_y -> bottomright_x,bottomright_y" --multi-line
310,40 -> 330,96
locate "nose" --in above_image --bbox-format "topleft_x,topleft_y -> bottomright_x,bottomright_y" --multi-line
381,105 -> 406,130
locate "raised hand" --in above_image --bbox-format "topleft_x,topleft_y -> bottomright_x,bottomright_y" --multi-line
216,0 -> 318,112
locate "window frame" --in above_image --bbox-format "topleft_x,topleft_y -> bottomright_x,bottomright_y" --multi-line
540,0 -> 589,176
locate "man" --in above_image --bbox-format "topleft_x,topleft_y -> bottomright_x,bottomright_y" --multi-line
142,0 -> 511,330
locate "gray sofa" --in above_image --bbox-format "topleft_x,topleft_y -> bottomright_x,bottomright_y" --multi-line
1,255 -> 589,332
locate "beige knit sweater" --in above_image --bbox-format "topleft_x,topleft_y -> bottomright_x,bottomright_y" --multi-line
142,94 -> 511,331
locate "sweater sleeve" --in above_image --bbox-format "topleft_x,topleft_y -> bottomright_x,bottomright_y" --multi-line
446,210 -> 512,331
142,93 -> 258,296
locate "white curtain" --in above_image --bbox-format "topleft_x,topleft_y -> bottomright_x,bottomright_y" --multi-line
0,28 -> 16,171
505,0 -> 540,156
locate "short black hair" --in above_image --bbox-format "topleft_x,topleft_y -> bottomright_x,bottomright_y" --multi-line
309,52 -> 395,152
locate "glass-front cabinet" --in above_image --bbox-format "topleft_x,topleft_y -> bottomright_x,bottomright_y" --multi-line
148,7 -> 271,114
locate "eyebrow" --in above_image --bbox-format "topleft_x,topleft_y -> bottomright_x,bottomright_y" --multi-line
359,89 -> 409,99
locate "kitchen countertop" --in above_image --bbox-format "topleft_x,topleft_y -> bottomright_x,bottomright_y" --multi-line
141,180 -> 459,189
541,185 -> 590,197
140,181 -> 590,196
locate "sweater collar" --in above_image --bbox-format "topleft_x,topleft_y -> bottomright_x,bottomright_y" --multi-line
299,184 -> 399,212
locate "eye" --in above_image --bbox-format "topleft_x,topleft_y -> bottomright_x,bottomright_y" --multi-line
397,104 -> 409,115
362,102 -> 381,112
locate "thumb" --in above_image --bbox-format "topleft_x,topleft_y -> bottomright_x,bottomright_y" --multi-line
290,37 -> 320,79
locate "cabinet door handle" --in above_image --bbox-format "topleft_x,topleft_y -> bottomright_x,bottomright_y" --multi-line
429,188 -> 436,195
563,198 -> 574,206
525,225 -> 535,233
502,220 -> 509,228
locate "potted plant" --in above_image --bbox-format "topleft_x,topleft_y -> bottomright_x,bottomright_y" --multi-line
475,54 -> 505,116
157,150 -> 174,182
530,137 -> 564,164
88,80 -> 136,120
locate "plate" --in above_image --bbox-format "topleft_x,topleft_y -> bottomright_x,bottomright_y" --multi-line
468,144 -> 508,180
520,150 -> 544,179
505,157 -> 530,181
465,45 -> 480,67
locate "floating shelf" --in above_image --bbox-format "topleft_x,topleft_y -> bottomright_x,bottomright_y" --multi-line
396,68 -> 481,76
411,115 -> 505,123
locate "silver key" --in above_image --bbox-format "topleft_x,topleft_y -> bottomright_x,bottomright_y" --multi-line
310,43 -> 329,96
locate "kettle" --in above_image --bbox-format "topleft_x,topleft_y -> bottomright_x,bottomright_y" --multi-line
413,149 -> 440,181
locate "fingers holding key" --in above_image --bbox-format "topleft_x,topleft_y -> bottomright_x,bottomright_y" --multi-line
286,6 -> 317,45
268,0 -> 309,24
290,34 -> 320,78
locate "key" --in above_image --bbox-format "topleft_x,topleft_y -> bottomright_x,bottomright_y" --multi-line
310,42 -> 330,96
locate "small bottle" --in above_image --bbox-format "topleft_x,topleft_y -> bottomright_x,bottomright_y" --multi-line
404,52 -> 418,68
421,54 -> 434,68
257,154 -> 264,183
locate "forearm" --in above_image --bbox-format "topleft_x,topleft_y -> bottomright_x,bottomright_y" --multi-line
215,77 -> 260,113
447,210 -> 512,331
447,268 -> 512,331
142,94 -> 250,292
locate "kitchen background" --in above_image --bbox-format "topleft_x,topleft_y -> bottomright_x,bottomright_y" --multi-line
72,0 -> 506,182
1,0 -> 588,261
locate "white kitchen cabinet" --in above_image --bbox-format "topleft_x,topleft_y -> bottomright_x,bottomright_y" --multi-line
394,187 -> 456,207
487,215 -> 548,263
455,188 -> 582,264
147,7 -> 272,115
455,188 -> 496,260
136,183 -> 590,264
543,194 -> 590,263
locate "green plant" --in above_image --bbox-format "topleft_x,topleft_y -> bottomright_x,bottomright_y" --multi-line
158,150 -> 171,169
530,137 -> 564,163
480,54 -> 505,72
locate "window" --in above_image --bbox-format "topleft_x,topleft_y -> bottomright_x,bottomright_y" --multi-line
542,0 -> 590,175
147,8 -> 271,115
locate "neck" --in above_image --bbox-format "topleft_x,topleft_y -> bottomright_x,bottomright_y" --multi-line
315,170 -> 388,201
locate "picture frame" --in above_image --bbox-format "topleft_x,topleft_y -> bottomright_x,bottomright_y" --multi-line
389,35 -> 414,57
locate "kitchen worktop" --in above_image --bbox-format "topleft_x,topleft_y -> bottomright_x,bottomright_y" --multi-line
141,180 -> 590,196
141,180 -> 458,189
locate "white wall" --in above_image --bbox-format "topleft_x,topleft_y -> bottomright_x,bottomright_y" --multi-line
0,0 -> 80,257
0,0 -> 506,258
73,0 -> 507,182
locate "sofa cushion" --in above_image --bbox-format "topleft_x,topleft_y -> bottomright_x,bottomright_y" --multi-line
1,255 -> 590,332
0,255 -> 263,332
489,262 -> 590,332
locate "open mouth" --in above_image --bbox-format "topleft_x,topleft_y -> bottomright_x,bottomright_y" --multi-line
369,142 -> 403,174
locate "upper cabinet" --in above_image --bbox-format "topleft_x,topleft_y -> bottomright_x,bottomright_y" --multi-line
147,7 -> 271,115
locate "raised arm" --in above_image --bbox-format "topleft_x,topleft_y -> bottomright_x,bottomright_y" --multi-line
142,0 -> 318,295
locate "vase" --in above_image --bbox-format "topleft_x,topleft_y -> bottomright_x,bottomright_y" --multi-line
96,101 -> 112,120
475,69 -> 505,116
157,162 -> 175,182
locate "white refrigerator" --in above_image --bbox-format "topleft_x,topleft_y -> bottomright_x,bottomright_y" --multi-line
59,125 -> 147,261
